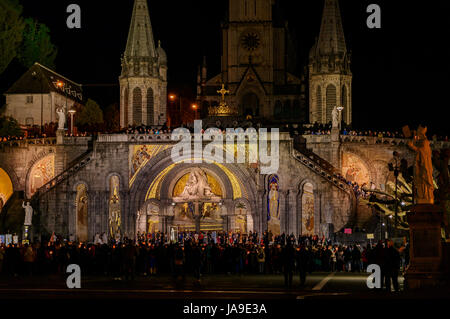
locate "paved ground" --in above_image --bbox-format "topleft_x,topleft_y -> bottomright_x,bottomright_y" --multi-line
0,271 -> 411,299
1,272 -> 449,318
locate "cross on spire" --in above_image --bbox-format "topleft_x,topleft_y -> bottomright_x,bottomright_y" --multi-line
217,83 -> 230,103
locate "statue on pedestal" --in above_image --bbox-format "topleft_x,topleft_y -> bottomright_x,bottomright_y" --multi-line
408,125 -> 434,204
56,106 -> 66,130
332,106 -> 339,129
22,201 -> 33,226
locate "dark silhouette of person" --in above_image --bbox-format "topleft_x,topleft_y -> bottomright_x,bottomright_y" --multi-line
282,243 -> 295,288
296,245 -> 308,287
384,240 -> 400,292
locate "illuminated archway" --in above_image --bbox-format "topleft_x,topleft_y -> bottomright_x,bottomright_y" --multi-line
341,152 -> 371,186
0,168 -> 13,211
27,154 -> 55,198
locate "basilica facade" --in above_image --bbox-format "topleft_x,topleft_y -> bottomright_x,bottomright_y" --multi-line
3,0 -> 436,243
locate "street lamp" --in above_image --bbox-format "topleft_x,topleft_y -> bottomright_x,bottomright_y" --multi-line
68,108 -> 76,136
168,93 -> 182,126
192,103 -> 198,120
388,151 -> 400,238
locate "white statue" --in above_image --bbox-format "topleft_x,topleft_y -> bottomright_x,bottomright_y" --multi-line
332,105 -> 339,129
177,168 -> 217,200
22,201 -> 33,226
56,107 -> 66,130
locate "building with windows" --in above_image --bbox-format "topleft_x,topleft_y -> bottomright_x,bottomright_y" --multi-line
196,0 -> 307,124
3,62 -> 83,128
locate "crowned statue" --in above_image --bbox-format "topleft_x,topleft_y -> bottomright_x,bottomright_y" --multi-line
408,125 -> 434,204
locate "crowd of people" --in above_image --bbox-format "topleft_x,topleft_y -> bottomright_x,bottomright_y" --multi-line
0,231 -> 405,291
301,123 -> 448,142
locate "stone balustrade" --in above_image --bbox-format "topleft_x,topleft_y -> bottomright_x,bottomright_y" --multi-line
0,137 -> 57,147
302,134 -> 450,149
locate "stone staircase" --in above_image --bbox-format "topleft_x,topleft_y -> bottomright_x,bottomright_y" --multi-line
291,143 -> 358,224
32,149 -> 94,200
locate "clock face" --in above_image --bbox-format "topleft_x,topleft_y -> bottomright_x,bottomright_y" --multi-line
241,32 -> 260,51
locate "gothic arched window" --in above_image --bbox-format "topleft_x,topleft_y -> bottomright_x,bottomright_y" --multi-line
341,85 -> 348,122
124,88 -> 129,126
146,87 -> 154,125
274,100 -> 282,119
316,86 -> 322,121
326,84 -> 336,124
133,87 -> 142,125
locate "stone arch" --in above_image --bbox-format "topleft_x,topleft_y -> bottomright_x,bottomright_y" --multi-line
128,147 -> 258,235
326,84 -> 337,123
161,164 -> 230,201
25,150 -> 56,198
132,87 -> 142,125
105,172 -> 125,191
296,179 -> 319,236
146,87 -> 154,125
0,164 -> 19,193
0,168 -> 14,209
340,147 -> 377,187
274,100 -> 282,119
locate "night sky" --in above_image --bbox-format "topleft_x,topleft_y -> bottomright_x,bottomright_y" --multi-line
2,0 -> 449,136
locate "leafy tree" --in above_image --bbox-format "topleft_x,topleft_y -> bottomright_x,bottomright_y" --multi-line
76,99 -> 104,132
18,18 -> 57,69
0,0 -> 25,74
103,102 -> 120,132
0,116 -> 24,137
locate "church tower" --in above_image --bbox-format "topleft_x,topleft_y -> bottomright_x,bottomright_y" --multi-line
309,0 -> 352,125
197,0 -> 306,123
120,0 -> 167,128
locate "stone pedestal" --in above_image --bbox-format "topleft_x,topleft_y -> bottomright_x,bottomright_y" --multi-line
22,225 -> 31,244
405,204 -> 446,289
56,129 -> 65,145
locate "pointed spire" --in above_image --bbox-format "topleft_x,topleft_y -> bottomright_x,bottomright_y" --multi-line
316,0 -> 346,57
124,0 -> 156,58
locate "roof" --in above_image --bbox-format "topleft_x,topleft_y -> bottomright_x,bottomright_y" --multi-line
314,0 -> 347,57
5,63 -> 83,103
124,0 -> 156,58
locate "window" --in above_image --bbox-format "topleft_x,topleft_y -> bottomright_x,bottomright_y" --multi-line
146,87 -> 154,125
26,96 -> 33,104
133,87 -> 142,125
326,84 -> 337,123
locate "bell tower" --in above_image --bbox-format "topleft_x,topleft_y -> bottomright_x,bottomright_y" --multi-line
119,0 -> 167,128
309,0 -> 352,125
